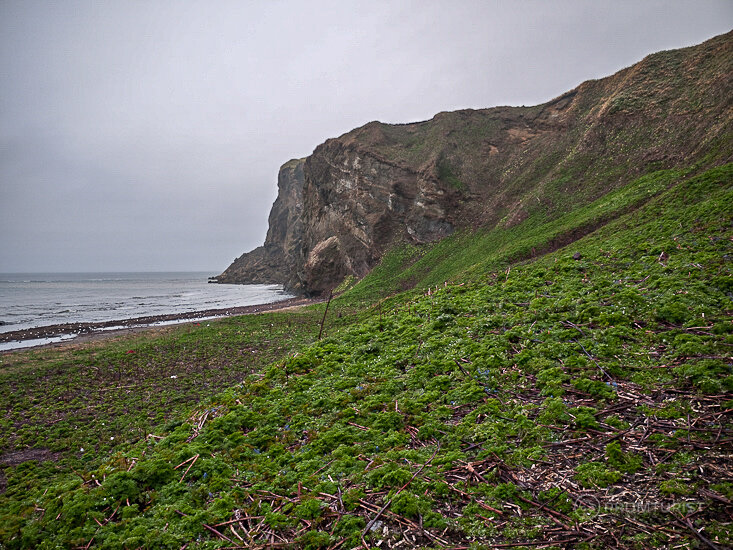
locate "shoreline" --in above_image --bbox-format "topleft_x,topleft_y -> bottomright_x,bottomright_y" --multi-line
0,295 -> 319,351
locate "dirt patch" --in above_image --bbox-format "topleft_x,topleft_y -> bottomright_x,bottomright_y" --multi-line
0,449 -> 61,495
0,448 -> 61,466
399,275 -> 419,292
506,126 -> 540,142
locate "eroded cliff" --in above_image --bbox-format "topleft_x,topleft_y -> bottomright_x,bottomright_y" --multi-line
214,158 -> 306,287
215,31 -> 732,295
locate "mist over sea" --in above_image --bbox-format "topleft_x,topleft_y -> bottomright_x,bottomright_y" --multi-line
0,272 -> 293,334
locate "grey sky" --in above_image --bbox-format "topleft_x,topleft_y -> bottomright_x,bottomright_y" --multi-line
1,1 -> 730,273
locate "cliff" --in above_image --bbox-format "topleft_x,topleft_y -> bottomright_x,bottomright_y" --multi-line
215,31 -> 733,295
214,158 -> 306,286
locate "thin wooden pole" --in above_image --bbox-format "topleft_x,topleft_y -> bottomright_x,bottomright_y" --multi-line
318,291 -> 333,340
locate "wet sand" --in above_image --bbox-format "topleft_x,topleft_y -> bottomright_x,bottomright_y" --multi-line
0,295 -> 319,351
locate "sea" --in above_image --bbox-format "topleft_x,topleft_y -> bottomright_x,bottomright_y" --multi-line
0,272 -> 294,350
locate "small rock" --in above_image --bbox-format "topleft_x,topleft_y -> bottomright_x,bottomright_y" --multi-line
369,520 -> 383,532
573,252 -> 582,260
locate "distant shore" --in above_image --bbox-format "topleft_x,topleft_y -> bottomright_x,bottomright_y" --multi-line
0,295 -> 318,351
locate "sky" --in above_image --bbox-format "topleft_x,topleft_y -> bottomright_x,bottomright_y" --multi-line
1,1 -> 731,274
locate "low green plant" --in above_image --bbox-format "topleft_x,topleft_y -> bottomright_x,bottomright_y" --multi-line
1,163 -> 730,548
605,441 -> 642,474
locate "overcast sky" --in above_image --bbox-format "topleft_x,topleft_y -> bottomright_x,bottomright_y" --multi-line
1,1 -> 730,273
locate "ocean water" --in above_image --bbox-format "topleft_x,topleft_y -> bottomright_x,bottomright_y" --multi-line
0,272 -> 293,334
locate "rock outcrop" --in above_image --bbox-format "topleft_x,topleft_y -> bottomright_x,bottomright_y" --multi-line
213,158 -> 305,287
215,31 -> 732,295
298,137 -> 459,294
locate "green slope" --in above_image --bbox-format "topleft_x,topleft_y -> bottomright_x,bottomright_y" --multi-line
339,167 -> 685,305
2,164 -> 730,548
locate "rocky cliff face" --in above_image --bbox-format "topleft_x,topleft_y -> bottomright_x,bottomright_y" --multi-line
213,159 -> 305,287
215,31 -> 732,295
299,138 -> 460,295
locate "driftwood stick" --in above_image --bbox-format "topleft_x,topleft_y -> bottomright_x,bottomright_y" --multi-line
573,338 -> 613,382
179,453 -> 199,483
202,522 -> 234,543
174,454 -> 198,470
230,525 -> 245,542
318,291 -> 333,340
678,516 -> 720,550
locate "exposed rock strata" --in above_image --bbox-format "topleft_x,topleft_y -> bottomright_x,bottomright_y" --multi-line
299,139 -> 459,294
215,31 -> 732,295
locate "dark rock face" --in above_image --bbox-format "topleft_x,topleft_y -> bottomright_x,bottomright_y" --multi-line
214,144 -> 460,294
213,159 -> 306,289
300,139 -> 457,293
302,236 -> 350,297
216,31 -> 733,296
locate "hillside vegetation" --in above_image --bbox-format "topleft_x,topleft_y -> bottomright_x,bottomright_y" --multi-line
2,30 -> 732,550
1,163 -> 731,548
217,31 -> 732,295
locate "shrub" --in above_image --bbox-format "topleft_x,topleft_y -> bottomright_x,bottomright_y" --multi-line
297,530 -> 333,549
391,491 -> 431,519
656,301 -> 690,324
294,497 -> 323,520
572,406 -> 600,430
102,471 -> 140,502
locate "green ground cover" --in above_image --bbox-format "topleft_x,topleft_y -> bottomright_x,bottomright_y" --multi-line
0,309 -> 327,477
0,164 -> 731,548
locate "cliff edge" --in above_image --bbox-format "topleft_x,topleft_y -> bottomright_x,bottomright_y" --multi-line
215,31 -> 732,295
213,158 -> 306,287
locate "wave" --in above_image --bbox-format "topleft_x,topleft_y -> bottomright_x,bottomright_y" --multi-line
0,278 -> 294,334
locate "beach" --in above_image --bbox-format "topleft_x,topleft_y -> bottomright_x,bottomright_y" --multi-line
0,295 -> 318,351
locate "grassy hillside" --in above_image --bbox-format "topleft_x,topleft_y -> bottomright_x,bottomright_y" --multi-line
339,167 -> 685,305
1,164 -> 730,548
218,32 -> 731,295
0,310 -> 325,470
337,32 -> 732,232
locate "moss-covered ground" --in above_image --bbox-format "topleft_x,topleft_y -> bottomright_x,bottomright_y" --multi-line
1,164 -> 731,548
